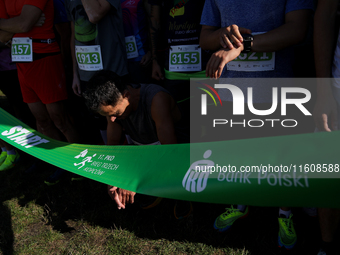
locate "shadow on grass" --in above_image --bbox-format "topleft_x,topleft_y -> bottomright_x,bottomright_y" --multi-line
0,152 -> 328,254
0,203 -> 14,255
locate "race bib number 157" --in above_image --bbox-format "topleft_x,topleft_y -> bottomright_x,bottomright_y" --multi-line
11,38 -> 33,62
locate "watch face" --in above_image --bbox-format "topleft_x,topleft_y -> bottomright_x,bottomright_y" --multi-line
242,34 -> 253,42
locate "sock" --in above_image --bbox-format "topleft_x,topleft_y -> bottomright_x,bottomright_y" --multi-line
7,149 -> 16,155
279,208 -> 292,218
237,204 -> 246,212
1,147 -> 7,152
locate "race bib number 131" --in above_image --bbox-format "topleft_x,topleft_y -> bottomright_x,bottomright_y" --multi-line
11,38 -> 33,62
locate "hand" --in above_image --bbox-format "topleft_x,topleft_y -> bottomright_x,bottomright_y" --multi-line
205,48 -> 242,79
34,13 -> 45,27
107,185 -> 136,209
313,84 -> 338,131
151,60 -> 164,81
220,25 -> 251,50
140,51 -> 151,66
72,74 -> 82,97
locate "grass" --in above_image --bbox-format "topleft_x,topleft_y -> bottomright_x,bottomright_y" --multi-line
0,155 -> 326,255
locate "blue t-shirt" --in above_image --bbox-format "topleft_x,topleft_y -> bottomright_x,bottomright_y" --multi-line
200,0 -> 314,102
54,0 -> 68,24
121,0 -> 148,62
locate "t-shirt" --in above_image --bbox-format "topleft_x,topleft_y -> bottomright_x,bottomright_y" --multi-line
66,0 -> 128,81
54,0 -> 68,24
117,83 -> 167,144
200,0 -> 314,102
148,0 -> 211,72
0,0 -> 60,53
121,0 -> 148,62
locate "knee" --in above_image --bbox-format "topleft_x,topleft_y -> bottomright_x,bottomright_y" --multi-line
35,116 -> 55,132
50,113 -> 70,133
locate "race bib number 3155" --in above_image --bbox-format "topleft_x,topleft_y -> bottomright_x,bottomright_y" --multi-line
75,45 -> 103,71
11,38 -> 33,62
169,45 -> 201,72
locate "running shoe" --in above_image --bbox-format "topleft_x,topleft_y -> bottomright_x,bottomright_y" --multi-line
278,214 -> 297,250
139,195 -> 163,209
71,173 -> 85,181
0,151 -> 7,165
0,151 -> 20,171
174,200 -> 193,220
44,168 -> 65,186
214,205 -> 249,232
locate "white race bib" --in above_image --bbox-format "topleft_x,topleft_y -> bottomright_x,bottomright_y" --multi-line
227,52 -> 275,72
125,36 -> 139,59
75,45 -> 103,71
227,32 -> 275,72
169,44 -> 201,72
11,37 -> 33,62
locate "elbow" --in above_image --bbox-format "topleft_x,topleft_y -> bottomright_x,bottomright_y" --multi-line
88,13 -> 101,24
199,37 -> 208,50
19,22 -> 33,33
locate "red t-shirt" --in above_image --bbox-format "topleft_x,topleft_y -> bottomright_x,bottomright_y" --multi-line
0,0 -> 59,53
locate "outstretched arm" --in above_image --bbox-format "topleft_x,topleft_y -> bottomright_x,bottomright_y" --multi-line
313,0 -> 338,131
202,9 -> 312,78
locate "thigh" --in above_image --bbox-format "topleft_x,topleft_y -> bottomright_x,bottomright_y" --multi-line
28,101 -> 51,122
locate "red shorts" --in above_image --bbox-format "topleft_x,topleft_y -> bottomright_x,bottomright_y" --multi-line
17,54 -> 68,104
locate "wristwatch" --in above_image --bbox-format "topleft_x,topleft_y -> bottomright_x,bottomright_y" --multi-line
241,34 -> 253,53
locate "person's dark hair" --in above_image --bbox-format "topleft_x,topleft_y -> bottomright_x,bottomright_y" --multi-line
82,70 -> 128,112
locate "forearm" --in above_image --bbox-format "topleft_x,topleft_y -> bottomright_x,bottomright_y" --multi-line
81,0 -> 111,24
0,30 -> 14,44
0,17 -> 28,33
149,4 -> 161,61
0,5 -> 42,33
314,0 -> 337,78
251,12 -> 310,52
200,26 -> 227,50
70,24 -> 79,77
106,120 -> 123,145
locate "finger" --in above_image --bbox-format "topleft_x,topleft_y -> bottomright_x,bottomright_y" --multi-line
239,27 -> 252,35
114,195 -> 125,209
77,85 -> 82,96
222,34 -> 234,50
230,34 -> 242,47
130,193 -> 135,204
219,35 -> 227,48
121,192 -> 126,206
125,193 -> 130,204
321,114 -> 331,132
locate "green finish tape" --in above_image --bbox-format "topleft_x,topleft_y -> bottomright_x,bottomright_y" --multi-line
164,69 -> 206,80
1,107 -> 340,208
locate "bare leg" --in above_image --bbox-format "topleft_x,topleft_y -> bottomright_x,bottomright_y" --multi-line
28,102 -> 63,141
46,100 -> 79,143
319,208 -> 340,242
